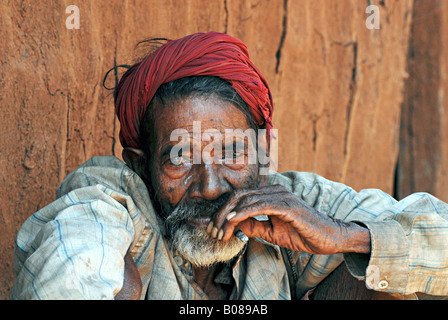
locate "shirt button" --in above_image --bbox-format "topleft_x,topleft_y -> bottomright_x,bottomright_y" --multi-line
378,280 -> 389,289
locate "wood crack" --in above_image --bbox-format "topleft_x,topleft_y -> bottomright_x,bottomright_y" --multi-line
343,41 -> 358,157
275,0 -> 288,74
223,0 -> 229,33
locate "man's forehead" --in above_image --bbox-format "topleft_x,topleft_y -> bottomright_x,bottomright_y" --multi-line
151,97 -> 251,144
159,125 -> 257,149
155,96 -> 247,121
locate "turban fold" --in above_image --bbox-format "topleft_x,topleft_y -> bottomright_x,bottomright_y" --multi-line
114,31 -> 274,149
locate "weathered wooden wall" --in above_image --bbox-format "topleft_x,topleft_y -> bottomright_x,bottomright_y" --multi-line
396,0 -> 448,201
1,0 -> 446,299
274,0 -> 413,194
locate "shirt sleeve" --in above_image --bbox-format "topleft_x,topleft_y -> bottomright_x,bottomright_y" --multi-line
269,171 -> 448,297
11,184 -> 135,300
324,176 -> 448,296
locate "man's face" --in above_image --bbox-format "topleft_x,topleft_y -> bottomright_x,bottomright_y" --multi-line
145,96 -> 261,267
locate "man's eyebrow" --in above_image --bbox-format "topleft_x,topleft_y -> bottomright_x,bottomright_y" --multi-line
161,143 -> 191,157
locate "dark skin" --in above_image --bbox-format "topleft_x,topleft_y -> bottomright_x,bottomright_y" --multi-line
114,251 -> 142,300
117,96 -> 371,299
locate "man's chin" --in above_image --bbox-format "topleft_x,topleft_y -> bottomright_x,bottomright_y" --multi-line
169,225 -> 245,268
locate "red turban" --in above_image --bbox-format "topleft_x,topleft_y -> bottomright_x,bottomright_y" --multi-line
114,31 -> 274,149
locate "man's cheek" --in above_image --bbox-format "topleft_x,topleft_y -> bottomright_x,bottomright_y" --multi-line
226,165 -> 260,189
150,167 -> 177,202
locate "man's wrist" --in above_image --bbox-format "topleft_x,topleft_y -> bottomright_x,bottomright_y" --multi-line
339,221 -> 371,254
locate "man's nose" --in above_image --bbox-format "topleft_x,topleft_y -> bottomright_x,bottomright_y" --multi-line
189,163 -> 231,201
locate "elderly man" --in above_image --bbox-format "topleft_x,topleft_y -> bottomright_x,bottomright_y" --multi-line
11,32 -> 448,300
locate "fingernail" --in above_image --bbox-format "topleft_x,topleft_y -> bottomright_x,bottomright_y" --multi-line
207,221 -> 214,234
226,212 -> 236,221
217,229 -> 224,241
211,227 -> 218,238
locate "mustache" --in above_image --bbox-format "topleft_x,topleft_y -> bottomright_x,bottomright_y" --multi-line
164,193 -> 231,230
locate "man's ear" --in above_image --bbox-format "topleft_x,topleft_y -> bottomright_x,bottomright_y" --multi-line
122,147 -> 145,174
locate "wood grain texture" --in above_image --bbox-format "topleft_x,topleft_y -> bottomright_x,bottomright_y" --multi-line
396,0 -> 448,202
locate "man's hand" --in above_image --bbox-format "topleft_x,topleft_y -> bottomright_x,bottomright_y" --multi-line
114,252 -> 142,300
210,184 -> 371,255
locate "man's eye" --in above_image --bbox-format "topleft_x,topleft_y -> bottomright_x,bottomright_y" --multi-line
169,155 -> 191,167
230,151 -> 243,159
170,156 -> 185,166
223,150 -> 244,163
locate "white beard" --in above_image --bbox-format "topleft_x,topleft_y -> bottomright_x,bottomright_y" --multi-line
169,224 -> 245,268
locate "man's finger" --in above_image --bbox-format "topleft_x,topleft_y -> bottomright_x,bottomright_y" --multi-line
218,203 -> 287,241
210,189 -> 264,235
220,214 -> 273,242
212,187 -> 288,232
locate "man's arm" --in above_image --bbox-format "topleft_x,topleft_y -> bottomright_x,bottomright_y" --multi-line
11,184 -> 136,300
325,179 -> 448,296
212,172 -> 448,297
114,252 -> 142,300
212,184 -> 372,255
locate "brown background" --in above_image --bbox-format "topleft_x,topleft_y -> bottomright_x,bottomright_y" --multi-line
1,0 -> 447,299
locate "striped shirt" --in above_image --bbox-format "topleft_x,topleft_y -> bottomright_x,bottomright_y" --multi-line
11,156 -> 448,299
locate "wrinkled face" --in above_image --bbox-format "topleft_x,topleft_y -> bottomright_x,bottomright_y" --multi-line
145,96 -> 262,267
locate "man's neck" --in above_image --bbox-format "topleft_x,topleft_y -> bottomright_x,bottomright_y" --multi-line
193,264 -> 230,300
